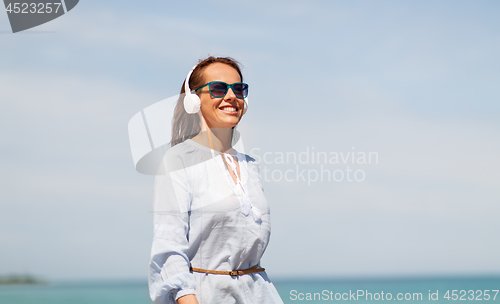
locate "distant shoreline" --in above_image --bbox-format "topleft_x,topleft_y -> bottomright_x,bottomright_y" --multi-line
0,275 -> 47,285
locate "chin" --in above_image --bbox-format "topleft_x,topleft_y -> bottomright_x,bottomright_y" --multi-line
217,118 -> 240,127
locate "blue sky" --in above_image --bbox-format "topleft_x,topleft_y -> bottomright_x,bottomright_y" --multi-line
1,0 -> 499,280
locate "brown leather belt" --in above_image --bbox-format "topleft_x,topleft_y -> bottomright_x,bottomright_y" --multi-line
190,264 -> 265,276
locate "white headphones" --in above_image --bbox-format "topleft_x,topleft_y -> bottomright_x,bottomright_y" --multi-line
183,64 -> 248,115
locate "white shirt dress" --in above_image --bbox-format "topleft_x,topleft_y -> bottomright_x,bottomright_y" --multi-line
148,139 -> 284,304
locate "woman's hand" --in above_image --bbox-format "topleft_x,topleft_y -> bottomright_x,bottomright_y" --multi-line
177,294 -> 199,304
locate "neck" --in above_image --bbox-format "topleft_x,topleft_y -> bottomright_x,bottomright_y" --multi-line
204,128 -> 234,152
194,117 -> 235,153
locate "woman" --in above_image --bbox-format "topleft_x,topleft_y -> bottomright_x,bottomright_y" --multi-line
149,57 -> 283,304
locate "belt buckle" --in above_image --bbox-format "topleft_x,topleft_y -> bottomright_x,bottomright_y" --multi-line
229,270 -> 238,276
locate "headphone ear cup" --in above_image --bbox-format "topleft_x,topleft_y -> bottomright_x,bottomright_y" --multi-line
183,92 -> 201,114
183,65 -> 201,114
242,97 -> 248,115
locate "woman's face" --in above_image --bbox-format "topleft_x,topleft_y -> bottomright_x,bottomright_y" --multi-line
197,63 -> 245,129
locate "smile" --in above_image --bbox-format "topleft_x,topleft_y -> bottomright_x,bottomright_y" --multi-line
219,106 -> 238,114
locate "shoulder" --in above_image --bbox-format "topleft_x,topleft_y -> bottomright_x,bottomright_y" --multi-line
155,140 -> 198,174
160,139 -> 217,172
167,140 -> 198,160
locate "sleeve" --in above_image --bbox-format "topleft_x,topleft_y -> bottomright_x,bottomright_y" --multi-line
148,153 -> 196,304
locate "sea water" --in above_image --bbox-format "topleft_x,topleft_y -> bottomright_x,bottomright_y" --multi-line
1,276 -> 499,304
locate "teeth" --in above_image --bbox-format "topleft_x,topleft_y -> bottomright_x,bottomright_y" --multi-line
221,107 -> 236,111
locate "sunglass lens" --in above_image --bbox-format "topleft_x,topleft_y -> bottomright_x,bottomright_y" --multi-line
233,83 -> 248,98
210,82 -> 228,97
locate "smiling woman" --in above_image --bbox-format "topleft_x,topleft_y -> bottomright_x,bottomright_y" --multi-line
148,57 -> 283,304
193,62 -> 246,129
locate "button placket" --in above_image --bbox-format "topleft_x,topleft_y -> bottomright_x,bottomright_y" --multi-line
221,153 -> 261,222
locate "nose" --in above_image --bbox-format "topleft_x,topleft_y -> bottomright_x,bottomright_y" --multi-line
225,87 -> 237,99
222,87 -> 243,110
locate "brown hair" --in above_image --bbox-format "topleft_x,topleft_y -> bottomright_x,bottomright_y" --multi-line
170,56 -> 244,147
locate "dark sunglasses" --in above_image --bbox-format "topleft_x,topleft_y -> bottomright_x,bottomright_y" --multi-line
195,81 -> 249,99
